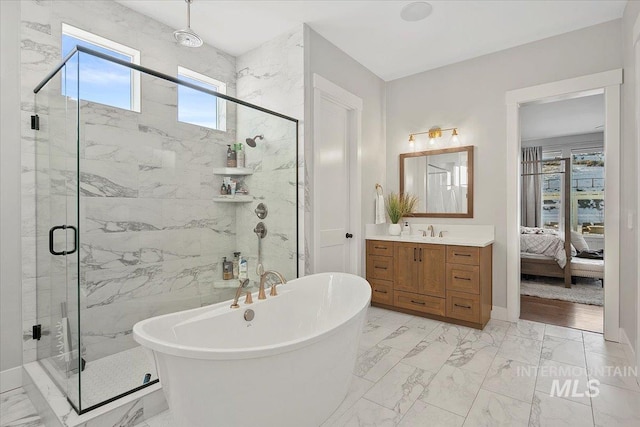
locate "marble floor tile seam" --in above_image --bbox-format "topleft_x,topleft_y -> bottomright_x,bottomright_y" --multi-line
392,397 -> 466,427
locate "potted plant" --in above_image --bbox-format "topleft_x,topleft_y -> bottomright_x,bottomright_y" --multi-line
386,192 -> 418,236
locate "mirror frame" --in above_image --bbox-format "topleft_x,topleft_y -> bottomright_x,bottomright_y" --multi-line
399,145 -> 474,218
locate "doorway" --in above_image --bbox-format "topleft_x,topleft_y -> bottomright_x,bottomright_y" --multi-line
518,94 -> 605,333
312,74 -> 362,274
506,70 -> 622,342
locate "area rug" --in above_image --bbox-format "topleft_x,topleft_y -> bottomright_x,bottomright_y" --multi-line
520,276 -> 603,306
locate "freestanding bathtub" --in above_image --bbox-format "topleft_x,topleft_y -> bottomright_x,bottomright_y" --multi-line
133,272 -> 371,427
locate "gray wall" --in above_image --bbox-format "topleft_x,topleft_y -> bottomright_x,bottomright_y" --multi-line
305,26 -> 387,275
386,20 -> 622,309
620,0 -> 640,355
0,0 -> 23,379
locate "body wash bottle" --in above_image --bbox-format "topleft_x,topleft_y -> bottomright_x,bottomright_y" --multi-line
236,143 -> 245,168
239,256 -> 248,280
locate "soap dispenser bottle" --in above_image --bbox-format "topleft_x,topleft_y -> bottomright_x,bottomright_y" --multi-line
401,221 -> 411,237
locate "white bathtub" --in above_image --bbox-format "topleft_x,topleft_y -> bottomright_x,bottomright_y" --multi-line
133,272 -> 371,427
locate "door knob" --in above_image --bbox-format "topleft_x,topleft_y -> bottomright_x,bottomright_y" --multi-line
345,233 -> 353,238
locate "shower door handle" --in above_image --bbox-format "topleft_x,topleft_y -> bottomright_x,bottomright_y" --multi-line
49,225 -> 78,256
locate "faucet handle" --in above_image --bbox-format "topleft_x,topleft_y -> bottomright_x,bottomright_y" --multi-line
244,291 -> 253,304
439,231 -> 447,238
270,284 -> 278,297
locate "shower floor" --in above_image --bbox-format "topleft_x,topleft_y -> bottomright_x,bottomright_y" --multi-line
42,345 -> 157,411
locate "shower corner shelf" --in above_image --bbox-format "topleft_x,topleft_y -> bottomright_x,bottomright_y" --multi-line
213,195 -> 253,203
212,167 -> 254,176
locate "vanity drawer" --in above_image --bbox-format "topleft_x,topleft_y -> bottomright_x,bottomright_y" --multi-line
367,255 -> 394,281
394,291 -> 445,316
446,291 -> 480,323
446,246 -> 480,266
367,240 -> 394,257
446,264 -> 480,294
369,279 -> 393,305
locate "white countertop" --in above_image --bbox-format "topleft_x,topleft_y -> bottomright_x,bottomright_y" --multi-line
366,234 -> 494,247
365,223 -> 494,248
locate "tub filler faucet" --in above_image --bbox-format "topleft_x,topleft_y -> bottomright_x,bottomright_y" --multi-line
258,270 -> 287,299
231,279 -> 251,308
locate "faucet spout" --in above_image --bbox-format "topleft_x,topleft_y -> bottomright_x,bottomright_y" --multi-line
230,279 -> 250,308
427,225 -> 435,237
258,270 -> 287,300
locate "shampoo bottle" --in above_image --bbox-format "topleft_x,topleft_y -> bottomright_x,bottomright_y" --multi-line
232,252 -> 240,279
226,145 -> 234,167
239,256 -> 248,280
236,143 -> 245,168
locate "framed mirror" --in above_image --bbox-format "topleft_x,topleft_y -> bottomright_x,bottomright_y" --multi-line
400,146 -> 474,218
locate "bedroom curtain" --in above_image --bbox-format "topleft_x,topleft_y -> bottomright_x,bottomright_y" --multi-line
521,146 -> 543,227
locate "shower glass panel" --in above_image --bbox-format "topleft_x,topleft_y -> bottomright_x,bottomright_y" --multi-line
33,47 -> 298,414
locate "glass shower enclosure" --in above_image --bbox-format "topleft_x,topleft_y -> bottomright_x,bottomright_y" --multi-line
32,46 -> 298,413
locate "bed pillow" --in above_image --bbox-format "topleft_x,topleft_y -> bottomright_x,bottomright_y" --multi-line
571,231 -> 589,252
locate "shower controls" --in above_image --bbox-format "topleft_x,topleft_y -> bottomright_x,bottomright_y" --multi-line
255,203 -> 268,219
244,309 -> 255,321
254,222 -> 267,239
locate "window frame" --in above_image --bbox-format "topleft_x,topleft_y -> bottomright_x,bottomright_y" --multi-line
61,23 -> 141,112
177,66 -> 227,132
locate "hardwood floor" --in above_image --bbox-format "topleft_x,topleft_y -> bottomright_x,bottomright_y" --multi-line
520,295 -> 603,333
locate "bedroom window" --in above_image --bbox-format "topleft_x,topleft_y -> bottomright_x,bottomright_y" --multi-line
571,150 -> 604,234
177,67 -> 227,131
540,151 -> 562,229
61,24 -> 141,112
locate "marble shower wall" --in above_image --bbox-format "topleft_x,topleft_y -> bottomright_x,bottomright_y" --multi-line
236,28 -> 305,282
20,0 -> 238,364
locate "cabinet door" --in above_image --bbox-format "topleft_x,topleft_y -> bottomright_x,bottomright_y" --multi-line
418,244 -> 446,298
394,243 -> 419,293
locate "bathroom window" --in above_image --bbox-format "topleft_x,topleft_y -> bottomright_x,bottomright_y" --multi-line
177,66 -> 227,131
61,24 -> 141,112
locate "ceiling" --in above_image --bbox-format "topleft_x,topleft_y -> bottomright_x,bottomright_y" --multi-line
117,0 -> 627,81
520,94 -> 604,141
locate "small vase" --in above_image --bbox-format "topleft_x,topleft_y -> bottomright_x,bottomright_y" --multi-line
388,223 -> 401,236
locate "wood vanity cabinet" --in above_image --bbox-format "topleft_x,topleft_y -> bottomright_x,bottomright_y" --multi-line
366,239 -> 493,329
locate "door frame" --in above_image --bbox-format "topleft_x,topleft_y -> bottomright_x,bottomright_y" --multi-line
505,69 -> 622,341
634,11 -> 640,376
312,74 -> 363,275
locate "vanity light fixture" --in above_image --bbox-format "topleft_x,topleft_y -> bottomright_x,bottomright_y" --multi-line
408,127 -> 459,145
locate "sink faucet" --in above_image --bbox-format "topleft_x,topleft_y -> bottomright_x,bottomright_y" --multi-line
439,230 -> 447,238
427,225 -> 435,237
258,270 -> 287,299
230,279 -> 250,308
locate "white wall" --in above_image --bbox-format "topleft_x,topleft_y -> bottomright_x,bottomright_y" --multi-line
0,0 -> 23,390
305,26 -> 387,275
620,0 -> 640,356
386,20 -> 622,309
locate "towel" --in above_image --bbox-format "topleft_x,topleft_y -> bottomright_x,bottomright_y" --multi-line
375,194 -> 386,224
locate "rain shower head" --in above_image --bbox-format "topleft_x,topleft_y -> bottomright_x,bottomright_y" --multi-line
174,0 -> 203,48
245,135 -> 264,147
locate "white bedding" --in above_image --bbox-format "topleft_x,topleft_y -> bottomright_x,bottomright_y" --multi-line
520,231 -> 575,268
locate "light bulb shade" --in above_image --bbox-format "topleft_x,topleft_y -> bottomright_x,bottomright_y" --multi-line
408,134 -> 415,144
450,128 -> 460,145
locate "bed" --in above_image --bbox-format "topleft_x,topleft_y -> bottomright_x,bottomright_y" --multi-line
520,230 -> 604,288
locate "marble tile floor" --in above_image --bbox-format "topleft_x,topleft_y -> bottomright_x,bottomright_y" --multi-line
3,306 -> 640,427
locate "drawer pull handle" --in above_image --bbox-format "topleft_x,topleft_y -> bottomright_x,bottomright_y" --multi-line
414,248 -> 417,262
454,253 -> 472,257
454,303 -> 472,309
375,266 -> 388,270
374,289 -> 388,294
454,276 -> 472,281
419,248 -> 422,262
410,300 -> 426,305
374,246 -> 387,250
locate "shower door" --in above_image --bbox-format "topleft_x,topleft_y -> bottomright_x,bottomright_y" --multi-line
34,52 -> 82,410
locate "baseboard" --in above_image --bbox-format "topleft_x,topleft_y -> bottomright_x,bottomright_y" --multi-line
0,366 -> 22,393
619,327 -> 639,386
491,306 -> 509,321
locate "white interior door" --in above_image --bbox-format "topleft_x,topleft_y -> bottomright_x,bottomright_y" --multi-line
315,95 -> 352,273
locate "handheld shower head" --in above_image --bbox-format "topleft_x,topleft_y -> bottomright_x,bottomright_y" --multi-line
245,135 -> 264,148
174,0 -> 203,48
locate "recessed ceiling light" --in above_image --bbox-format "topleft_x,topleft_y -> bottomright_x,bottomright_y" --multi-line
400,2 -> 433,22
